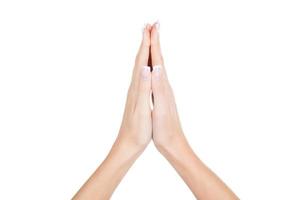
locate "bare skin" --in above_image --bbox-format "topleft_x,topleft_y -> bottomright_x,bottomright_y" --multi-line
72,23 -> 239,200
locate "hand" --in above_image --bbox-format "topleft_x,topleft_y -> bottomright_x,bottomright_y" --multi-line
149,24 -> 238,200
72,25 -> 153,200
73,23 -> 238,200
116,24 -> 152,150
150,23 -> 186,151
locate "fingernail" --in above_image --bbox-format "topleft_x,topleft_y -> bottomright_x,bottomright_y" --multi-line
141,66 -> 151,80
154,21 -> 160,32
153,65 -> 161,79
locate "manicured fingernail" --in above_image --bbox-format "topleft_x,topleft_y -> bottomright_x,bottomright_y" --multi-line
154,21 -> 160,32
153,65 -> 161,79
141,66 -> 151,80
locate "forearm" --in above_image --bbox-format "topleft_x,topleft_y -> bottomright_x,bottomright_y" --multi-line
157,135 -> 238,200
72,137 -> 144,200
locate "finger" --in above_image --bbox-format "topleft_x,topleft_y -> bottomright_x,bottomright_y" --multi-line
150,22 -> 169,80
136,66 -> 152,111
151,22 -> 170,109
136,24 -> 151,66
150,22 -> 163,67
126,24 -> 151,112
132,24 -> 151,84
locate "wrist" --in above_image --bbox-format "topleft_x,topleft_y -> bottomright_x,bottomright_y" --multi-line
113,134 -> 147,157
154,132 -> 189,157
117,128 -> 151,149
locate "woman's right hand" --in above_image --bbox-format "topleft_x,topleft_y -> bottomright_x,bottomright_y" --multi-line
150,23 -> 238,200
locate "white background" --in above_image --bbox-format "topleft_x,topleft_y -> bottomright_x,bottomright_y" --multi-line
0,0 -> 300,199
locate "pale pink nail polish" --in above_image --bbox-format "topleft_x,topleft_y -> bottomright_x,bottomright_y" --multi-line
154,21 -> 160,32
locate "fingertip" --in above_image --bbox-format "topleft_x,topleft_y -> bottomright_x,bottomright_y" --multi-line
154,21 -> 160,32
